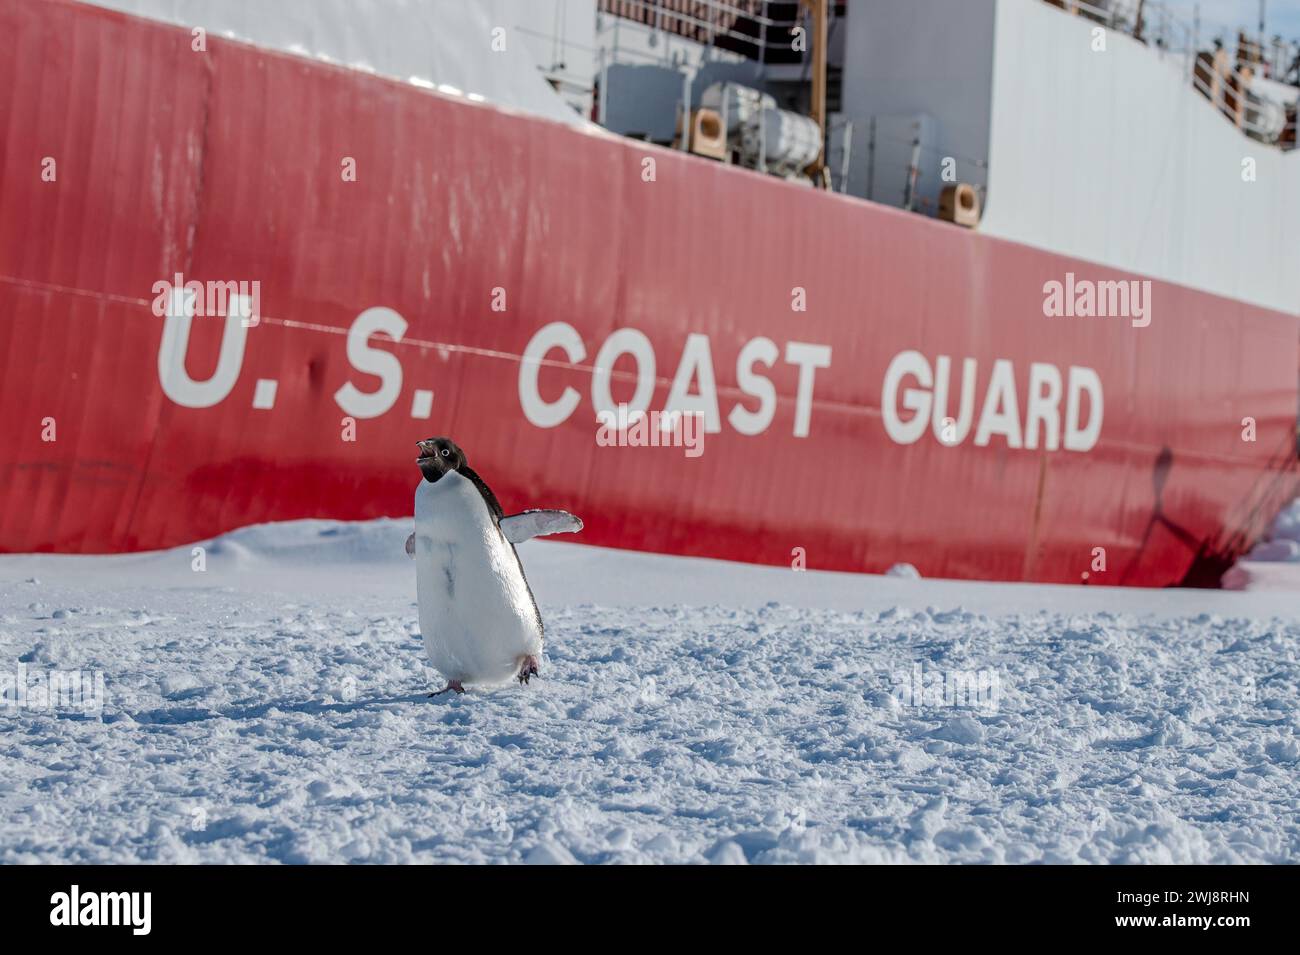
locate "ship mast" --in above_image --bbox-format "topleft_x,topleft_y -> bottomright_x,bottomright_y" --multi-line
801,0 -> 829,187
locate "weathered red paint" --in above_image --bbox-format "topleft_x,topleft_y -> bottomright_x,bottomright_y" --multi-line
1,0 -> 1296,586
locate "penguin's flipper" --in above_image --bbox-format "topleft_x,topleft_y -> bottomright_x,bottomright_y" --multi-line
500,509 -> 583,544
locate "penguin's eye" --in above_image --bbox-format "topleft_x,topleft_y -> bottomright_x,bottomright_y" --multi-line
440,448 -> 450,458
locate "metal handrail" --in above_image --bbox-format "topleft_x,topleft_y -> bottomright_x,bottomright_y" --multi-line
597,0 -> 791,51
1045,0 -> 1295,148
604,0 -> 783,29
1191,68 -> 1288,143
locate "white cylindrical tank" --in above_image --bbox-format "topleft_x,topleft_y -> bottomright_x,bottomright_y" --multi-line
762,107 -> 821,173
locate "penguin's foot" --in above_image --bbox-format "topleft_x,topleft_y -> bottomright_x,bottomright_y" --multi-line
517,655 -> 540,685
429,680 -> 464,696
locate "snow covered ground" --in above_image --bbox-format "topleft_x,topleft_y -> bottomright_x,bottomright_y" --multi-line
1,519 -> 1298,864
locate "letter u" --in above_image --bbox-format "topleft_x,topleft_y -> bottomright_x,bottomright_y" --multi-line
157,287 -> 250,408
931,356 -> 977,444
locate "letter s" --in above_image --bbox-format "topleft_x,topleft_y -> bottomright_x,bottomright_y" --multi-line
728,337 -> 779,436
334,307 -> 407,419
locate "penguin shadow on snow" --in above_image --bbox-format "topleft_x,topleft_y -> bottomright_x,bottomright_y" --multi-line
126,688 -> 465,725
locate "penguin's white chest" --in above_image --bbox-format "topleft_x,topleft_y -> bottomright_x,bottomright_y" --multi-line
413,471 -> 541,685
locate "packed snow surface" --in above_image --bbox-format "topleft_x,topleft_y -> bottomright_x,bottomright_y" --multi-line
1,519 -> 1298,864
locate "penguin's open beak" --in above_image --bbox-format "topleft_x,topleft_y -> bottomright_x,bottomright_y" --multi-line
413,441 -> 439,472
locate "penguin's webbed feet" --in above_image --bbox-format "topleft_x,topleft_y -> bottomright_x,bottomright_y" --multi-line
429,680 -> 465,696
517,655 -> 540,686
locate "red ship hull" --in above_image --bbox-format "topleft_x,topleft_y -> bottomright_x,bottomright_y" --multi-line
2,0 -> 1296,585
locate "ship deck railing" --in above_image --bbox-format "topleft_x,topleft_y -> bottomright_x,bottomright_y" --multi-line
598,0 -> 791,61
1049,0 -> 1298,149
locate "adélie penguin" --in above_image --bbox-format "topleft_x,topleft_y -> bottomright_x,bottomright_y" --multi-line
407,437 -> 582,695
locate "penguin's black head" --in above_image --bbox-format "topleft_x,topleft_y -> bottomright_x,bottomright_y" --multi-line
416,437 -> 466,483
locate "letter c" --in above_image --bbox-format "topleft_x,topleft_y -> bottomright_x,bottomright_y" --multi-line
519,322 -> 586,428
